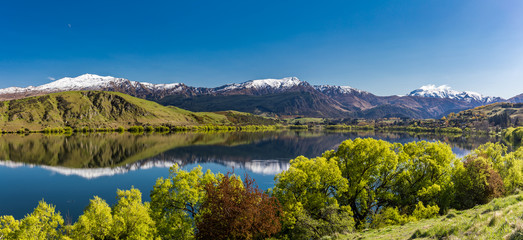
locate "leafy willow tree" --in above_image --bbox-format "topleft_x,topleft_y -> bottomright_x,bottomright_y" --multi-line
0,216 -> 20,239
196,174 -> 281,240
72,196 -> 113,240
322,138 -> 401,227
150,164 -> 220,239
392,141 -> 456,213
273,156 -> 354,239
111,188 -> 157,239
15,200 -> 64,240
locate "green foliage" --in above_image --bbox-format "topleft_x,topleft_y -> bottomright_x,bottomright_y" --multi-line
468,142 -> 523,194
70,189 -> 157,240
393,141 -> 455,213
127,126 -> 144,133
322,138 -> 400,227
371,207 -> 413,228
72,196 -> 113,240
0,216 -> 20,239
154,126 -> 170,133
16,200 -> 64,240
412,201 -> 440,220
114,126 -> 125,133
111,187 -> 157,239
273,156 -> 354,238
150,164 -> 220,239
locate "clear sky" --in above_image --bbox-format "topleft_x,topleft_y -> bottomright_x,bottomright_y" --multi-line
1,0 -> 522,98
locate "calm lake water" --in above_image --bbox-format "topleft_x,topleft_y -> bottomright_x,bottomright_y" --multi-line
0,130 -> 500,220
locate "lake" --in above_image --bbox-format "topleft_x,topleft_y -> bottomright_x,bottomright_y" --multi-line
0,130 -> 500,220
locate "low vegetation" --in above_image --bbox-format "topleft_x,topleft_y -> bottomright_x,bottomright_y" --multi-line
1,140 -> 522,239
340,192 -> 523,239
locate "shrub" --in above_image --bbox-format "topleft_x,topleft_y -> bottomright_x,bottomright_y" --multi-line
196,174 -> 281,240
128,126 -> 144,133
371,207 -> 412,228
412,201 -> 440,220
453,157 -> 505,209
114,126 -> 125,133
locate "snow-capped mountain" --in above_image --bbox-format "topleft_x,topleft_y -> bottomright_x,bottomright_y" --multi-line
212,77 -> 311,95
0,74 -> 186,100
407,84 -> 504,104
313,85 -> 367,95
0,74 -> 517,119
216,77 -> 303,91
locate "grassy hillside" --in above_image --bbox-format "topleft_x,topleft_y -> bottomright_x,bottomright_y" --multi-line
339,192 -> 523,240
0,91 -> 276,131
446,102 -> 523,128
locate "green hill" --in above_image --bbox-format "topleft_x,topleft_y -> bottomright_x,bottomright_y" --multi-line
445,102 -> 523,129
0,91 -> 275,131
339,192 -> 523,240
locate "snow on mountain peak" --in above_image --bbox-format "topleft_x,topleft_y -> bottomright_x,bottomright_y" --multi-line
246,77 -> 302,88
217,77 -> 304,91
408,84 -> 496,103
314,85 -> 366,94
0,74 -> 184,96
39,74 -> 123,91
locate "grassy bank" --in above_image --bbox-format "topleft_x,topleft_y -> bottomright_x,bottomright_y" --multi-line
338,192 -> 523,240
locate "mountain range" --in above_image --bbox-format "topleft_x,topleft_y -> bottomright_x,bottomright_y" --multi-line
1,74 -> 520,119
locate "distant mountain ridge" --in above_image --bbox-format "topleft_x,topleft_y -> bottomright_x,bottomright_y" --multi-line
0,74 -> 520,119
407,84 -> 503,105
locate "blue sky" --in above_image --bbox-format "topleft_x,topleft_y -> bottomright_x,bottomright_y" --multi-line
1,0 -> 522,98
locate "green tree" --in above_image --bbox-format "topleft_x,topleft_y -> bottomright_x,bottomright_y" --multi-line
322,138 -> 401,227
504,147 -> 523,193
72,196 -> 113,240
273,156 -> 354,239
150,164 -> 220,239
0,215 -> 20,239
111,187 -> 157,239
16,200 -> 64,240
393,141 -> 455,213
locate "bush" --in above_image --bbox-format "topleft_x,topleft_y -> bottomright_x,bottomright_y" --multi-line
127,126 -> 144,133
371,207 -> 412,228
196,174 -> 281,240
412,201 -> 440,220
114,126 -> 125,133
453,157 -> 505,209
